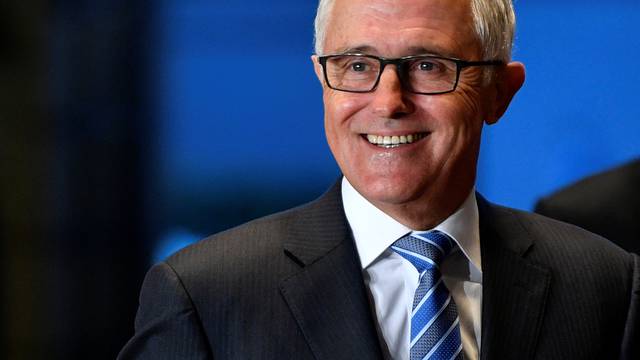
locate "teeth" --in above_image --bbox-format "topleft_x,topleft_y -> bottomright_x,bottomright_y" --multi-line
365,133 -> 425,147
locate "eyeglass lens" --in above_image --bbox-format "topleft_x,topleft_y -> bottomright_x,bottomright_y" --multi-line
324,55 -> 458,94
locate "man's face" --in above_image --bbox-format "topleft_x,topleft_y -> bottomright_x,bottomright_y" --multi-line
315,0 -> 511,225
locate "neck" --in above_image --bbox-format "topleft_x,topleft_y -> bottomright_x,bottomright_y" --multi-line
371,186 -> 473,231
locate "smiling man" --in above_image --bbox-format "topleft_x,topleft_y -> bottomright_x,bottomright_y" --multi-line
314,0 -> 521,231
119,0 -> 639,359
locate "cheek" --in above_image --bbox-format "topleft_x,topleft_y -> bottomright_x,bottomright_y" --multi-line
324,92 -> 368,123
440,91 -> 485,131
455,83 -> 489,124
323,92 -> 370,144
422,95 -> 485,154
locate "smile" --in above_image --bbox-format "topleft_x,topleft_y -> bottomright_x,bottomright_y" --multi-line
365,133 -> 427,148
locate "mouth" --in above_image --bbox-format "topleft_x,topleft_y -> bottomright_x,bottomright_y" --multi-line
363,132 -> 428,149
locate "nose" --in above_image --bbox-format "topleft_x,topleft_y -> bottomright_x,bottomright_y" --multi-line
371,65 -> 415,118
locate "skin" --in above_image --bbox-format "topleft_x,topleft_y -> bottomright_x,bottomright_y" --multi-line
313,0 -> 525,230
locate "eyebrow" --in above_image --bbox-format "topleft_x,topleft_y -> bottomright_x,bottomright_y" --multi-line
406,46 -> 456,58
333,45 -> 377,55
331,44 -> 456,58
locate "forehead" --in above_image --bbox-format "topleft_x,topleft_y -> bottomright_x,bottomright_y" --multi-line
325,0 -> 480,58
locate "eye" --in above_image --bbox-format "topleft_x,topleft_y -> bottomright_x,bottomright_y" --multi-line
418,61 -> 436,71
350,62 -> 368,72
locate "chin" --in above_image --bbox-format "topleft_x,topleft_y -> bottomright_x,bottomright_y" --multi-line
354,175 -> 427,207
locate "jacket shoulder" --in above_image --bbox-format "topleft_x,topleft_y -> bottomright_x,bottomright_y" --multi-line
490,202 -> 634,271
163,180 -> 345,276
164,200 -> 310,274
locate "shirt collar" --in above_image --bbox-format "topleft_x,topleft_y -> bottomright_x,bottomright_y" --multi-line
341,176 -> 482,274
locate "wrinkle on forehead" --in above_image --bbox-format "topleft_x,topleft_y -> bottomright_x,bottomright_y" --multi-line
358,0 -> 471,24
327,0 -> 479,58
365,0 -> 401,17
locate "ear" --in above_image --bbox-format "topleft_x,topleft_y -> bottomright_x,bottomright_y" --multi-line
485,61 -> 525,125
311,55 -> 325,86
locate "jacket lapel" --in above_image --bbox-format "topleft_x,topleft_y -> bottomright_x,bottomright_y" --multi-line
279,182 -> 384,360
477,194 -> 551,360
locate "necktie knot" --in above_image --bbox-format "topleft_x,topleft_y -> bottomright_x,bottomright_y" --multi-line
391,230 -> 456,273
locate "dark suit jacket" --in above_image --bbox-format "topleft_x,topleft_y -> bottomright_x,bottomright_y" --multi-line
535,159 -> 640,254
119,182 -> 640,360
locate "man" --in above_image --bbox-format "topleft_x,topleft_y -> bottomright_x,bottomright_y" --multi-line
119,0 -> 639,359
535,158 -> 640,254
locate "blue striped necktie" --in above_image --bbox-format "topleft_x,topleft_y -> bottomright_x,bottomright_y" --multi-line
391,230 -> 463,360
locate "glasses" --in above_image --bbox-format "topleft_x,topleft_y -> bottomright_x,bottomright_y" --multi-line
317,53 -> 503,95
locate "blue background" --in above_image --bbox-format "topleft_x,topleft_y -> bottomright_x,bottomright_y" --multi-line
149,0 -> 640,259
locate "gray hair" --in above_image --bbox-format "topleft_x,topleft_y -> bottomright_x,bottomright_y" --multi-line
313,0 -> 516,62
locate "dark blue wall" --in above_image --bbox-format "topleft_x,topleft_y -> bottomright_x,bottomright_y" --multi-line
479,0 -> 640,208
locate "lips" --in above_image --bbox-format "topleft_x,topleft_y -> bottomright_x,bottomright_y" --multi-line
364,133 -> 427,148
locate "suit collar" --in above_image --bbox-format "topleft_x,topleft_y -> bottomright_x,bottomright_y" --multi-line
477,194 -> 551,360
281,180 -> 352,266
477,193 -> 533,256
280,180 -> 385,359
280,188 -> 552,360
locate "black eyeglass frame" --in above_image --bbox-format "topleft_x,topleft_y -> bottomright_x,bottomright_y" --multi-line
317,53 -> 504,95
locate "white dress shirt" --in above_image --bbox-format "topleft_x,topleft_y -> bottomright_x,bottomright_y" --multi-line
341,177 -> 482,360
